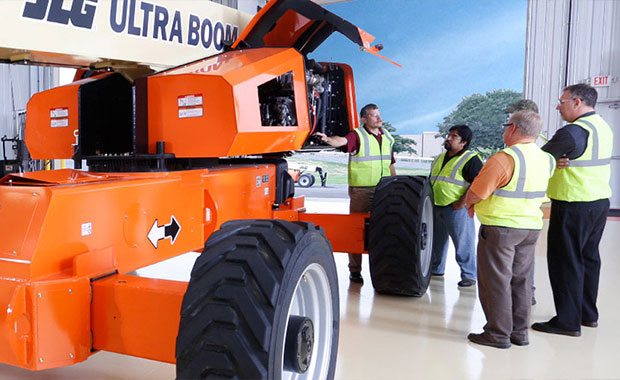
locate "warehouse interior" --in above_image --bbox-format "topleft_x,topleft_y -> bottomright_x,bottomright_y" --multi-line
0,0 -> 618,379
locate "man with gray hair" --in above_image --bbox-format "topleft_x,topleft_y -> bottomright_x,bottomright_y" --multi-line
505,98 -> 542,306
505,99 -> 539,115
463,110 -> 555,348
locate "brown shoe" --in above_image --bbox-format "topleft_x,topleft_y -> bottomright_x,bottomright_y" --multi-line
467,333 -> 511,349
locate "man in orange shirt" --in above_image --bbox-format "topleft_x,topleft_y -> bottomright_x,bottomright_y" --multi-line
464,110 -> 555,348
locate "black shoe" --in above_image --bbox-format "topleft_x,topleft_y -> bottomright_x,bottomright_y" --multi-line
349,272 -> 363,284
582,321 -> 598,328
467,333 -> 511,349
458,279 -> 476,287
510,337 -> 529,346
531,321 -> 580,337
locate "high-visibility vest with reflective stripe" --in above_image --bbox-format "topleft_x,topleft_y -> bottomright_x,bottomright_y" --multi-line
547,113 -> 613,201
430,150 -> 479,206
348,127 -> 394,187
475,143 -> 555,229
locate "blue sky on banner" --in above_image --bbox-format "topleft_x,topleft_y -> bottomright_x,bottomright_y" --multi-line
313,0 -> 527,135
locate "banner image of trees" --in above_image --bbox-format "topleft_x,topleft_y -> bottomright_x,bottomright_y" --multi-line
437,89 -> 522,158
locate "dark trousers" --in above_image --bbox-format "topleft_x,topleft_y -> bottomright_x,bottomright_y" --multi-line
348,186 -> 375,272
547,199 -> 609,330
478,225 -> 539,342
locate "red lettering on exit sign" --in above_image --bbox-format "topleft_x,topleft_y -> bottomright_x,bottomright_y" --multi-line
592,76 -> 609,87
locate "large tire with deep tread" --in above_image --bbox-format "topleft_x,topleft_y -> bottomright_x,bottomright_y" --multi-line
368,176 -> 434,296
176,219 -> 339,380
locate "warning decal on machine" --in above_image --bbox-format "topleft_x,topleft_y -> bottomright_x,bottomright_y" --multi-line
50,107 -> 69,128
178,94 -> 203,107
179,107 -> 204,118
51,119 -> 69,127
50,108 -> 69,118
178,94 -> 204,118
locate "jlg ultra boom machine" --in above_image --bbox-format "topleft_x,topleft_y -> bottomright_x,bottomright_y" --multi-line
0,0 -> 434,378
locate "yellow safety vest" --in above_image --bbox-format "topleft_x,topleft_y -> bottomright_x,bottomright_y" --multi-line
547,113 -> 613,201
348,127 -> 394,187
430,150 -> 479,206
475,143 -> 555,229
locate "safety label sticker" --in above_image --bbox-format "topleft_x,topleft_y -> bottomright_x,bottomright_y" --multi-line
178,94 -> 203,107
51,119 -> 69,127
178,107 -> 203,118
50,107 -> 69,128
50,107 -> 69,118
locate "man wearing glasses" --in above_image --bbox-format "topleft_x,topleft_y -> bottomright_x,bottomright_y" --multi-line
532,84 -> 613,337
429,125 -> 483,287
464,110 -> 555,348
505,99 -> 541,306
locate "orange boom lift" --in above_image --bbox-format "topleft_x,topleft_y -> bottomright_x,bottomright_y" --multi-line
0,0 -> 434,378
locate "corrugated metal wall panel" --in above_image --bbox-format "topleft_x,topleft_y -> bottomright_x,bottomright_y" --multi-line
526,0 -> 619,132
525,0 -> 620,208
524,0 -> 571,139
568,0 -> 619,101
0,64 -> 57,160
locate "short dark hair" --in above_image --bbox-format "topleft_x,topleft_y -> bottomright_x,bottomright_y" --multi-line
564,83 -> 598,107
448,124 -> 473,149
360,103 -> 379,118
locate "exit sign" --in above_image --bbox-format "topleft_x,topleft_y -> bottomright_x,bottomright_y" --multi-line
592,75 -> 610,87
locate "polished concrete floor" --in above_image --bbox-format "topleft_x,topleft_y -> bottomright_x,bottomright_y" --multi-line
2,199 -> 620,379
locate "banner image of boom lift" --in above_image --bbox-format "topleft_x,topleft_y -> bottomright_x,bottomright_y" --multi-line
0,0 -> 435,378
288,163 -> 327,187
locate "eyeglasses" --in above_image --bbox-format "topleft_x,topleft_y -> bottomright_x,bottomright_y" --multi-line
558,97 -> 579,105
502,122 -> 514,130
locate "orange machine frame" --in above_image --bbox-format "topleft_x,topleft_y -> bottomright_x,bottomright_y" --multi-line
0,167 -> 366,370
1,0 -> 400,372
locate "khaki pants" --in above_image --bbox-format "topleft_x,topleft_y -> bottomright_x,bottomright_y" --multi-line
477,225 -> 539,342
348,186 -> 375,273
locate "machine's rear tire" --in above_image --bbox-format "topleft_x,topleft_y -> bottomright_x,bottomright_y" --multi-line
176,220 -> 339,380
368,176 -> 434,296
298,173 -> 314,187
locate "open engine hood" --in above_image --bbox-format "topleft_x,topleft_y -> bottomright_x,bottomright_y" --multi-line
232,0 -> 400,67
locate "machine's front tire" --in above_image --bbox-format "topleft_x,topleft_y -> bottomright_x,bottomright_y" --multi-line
298,173 -> 315,187
368,176 -> 434,296
176,220 -> 339,380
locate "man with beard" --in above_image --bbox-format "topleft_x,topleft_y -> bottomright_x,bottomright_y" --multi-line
429,125 -> 483,287
315,103 -> 395,284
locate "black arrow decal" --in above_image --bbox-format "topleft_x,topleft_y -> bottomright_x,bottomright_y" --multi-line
148,215 -> 181,249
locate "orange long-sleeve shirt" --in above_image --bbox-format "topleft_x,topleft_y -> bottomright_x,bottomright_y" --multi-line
467,152 -> 514,202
